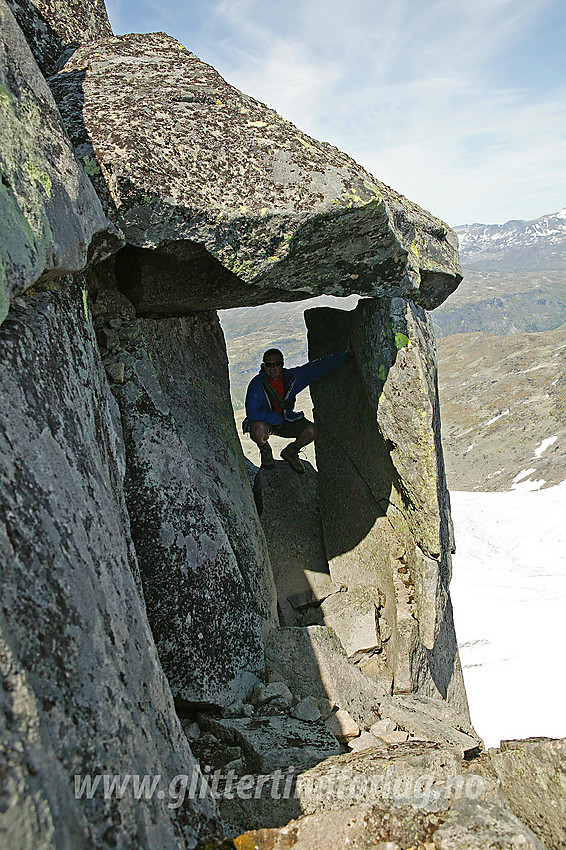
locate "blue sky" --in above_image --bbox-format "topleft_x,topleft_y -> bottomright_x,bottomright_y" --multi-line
105,0 -> 566,227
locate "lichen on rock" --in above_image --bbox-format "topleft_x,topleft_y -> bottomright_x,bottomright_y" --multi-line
50,31 -> 462,314
92,284 -> 278,705
305,298 -> 468,716
0,284 -> 220,847
0,0 -> 119,326
7,0 -> 112,76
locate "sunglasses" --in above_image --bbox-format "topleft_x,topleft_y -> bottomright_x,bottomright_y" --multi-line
263,360 -> 283,367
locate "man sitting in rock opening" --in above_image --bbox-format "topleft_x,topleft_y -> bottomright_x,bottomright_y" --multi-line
243,347 -> 350,474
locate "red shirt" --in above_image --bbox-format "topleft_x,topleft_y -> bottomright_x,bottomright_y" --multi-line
269,375 -> 284,413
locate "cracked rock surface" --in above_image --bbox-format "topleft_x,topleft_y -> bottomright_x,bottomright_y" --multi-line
228,799 -> 545,850
0,285 -> 220,848
91,285 -> 277,706
306,298 -> 468,716
0,1 -> 117,326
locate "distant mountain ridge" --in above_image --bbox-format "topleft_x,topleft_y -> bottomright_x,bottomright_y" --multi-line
432,206 -> 566,336
431,270 -> 566,338
222,206 -> 566,490
455,208 -> 566,272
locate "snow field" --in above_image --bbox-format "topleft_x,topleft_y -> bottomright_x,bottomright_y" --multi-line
449,480 -> 566,747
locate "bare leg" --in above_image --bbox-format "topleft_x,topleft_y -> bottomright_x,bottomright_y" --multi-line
249,421 -> 274,468
289,423 -> 317,450
280,423 -> 317,474
249,421 -> 271,446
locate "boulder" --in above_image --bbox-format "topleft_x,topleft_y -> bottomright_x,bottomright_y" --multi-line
467,737 -> 566,850
201,715 -> 340,775
432,800 -> 545,850
265,626 -> 387,729
378,731 -> 410,745
319,586 -> 382,658
196,712 -> 338,836
99,295 -> 277,706
292,698 -> 322,723
371,719 -> 398,737
265,628 -> 480,755
251,682 -> 294,707
201,729 -> 489,837
7,0 -> 112,76
220,737 -> 504,837
325,709 -> 360,742
0,286 -> 219,847
347,731 -> 387,752
377,696 -> 482,757
50,32 -> 461,314
392,693 -> 479,740
233,798 -> 542,850
305,298 -> 469,717
295,742 -> 480,814
0,1 -> 117,326
254,462 -> 339,625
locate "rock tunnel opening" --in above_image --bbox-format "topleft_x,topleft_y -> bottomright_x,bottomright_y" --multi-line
86,240 -> 465,717
218,291 -> 463,708
218,295 -> 363,633
0,4 -> 491,840
219,294 -> 361,469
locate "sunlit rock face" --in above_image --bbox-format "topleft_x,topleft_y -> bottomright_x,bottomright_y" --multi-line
7,0 -> 112,75
306,298 -> 469,718
0,1 -> 117,326
50,31 -> 461,315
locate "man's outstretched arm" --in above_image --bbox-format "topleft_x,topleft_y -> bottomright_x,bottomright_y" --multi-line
292,350 -> 351,394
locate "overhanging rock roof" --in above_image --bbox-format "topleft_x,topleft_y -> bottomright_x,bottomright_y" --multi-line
51,32 -> 462,313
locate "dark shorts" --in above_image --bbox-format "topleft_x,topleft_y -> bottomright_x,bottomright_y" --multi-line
270,417 -> 313,438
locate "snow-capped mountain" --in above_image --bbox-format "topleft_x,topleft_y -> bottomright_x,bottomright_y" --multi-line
456,208 -> 566,272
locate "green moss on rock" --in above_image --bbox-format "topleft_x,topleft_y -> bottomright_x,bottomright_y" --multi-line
0,260 -> 8,325
0,2 -> 112,324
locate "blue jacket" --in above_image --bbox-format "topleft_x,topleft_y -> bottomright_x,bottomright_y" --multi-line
244,351 -> 350,429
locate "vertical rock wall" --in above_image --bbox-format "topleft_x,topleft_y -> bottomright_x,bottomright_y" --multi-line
0,285 -> 219,848
306,298 -> 469,718
0,0 -> 116,326
92,280 -> 277,706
